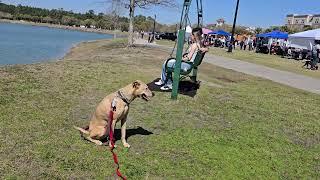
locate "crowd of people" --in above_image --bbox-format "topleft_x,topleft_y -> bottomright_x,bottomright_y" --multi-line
204,35 -> 258,51
201,34 -> 319,71
237,37 -> 256,51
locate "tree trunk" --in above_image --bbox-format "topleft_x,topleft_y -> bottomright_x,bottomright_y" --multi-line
128,0 -> 135,46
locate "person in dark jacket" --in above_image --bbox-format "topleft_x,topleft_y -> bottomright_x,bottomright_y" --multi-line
240,40 -> 244,50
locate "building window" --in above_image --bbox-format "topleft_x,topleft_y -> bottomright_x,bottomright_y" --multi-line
316,19 -> 319,24
288,20 -> 291,24
301,20 -> 305,24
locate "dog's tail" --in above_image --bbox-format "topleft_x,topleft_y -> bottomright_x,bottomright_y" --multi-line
73,126 -> 89,134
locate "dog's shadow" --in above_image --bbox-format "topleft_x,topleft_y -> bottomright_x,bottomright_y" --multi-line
148,78 -> 200,98
100,126 -> 153,143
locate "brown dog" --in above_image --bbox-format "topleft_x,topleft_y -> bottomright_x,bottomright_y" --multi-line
74,80 -> 154,148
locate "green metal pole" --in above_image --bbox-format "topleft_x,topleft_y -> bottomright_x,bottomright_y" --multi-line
171,29 -> 185,100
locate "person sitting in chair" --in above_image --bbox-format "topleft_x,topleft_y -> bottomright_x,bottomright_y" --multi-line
154,27 -> 208,91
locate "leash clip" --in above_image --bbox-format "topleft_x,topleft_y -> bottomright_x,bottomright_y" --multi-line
111,98 -> 117,111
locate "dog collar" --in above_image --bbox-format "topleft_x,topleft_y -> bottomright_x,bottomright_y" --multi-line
117,90 -> 131,106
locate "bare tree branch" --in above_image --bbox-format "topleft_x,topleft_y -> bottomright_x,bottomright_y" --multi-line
135,0 -> 177,9
99,0 -> 178,46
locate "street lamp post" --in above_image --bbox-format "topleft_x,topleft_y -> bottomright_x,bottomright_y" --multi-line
228,0 -> 240,52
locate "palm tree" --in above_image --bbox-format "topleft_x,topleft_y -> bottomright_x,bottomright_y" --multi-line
255,27 -> 263,34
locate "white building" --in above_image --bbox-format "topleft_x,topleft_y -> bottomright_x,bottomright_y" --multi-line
216,18 -> 225,27
286,14 -> 320,29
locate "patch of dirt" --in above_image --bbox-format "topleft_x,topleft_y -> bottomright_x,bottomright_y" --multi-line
71,88 -> 106,125
216,94 -> 233,102
199,63 -> 250,84
216,76 -> 237,83
201,80 -> 223,88
282,128 -> 320,148
0,69 -> 17,81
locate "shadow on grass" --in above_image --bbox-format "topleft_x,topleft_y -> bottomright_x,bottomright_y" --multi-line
113,126 -> 153,141
79,126 -> 153,144
148,78 -> 200,98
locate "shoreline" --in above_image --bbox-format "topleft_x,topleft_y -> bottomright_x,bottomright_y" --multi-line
0,20 -> 128,67
61,38 -> 116,60
0,38 -> 118,67
0,19 -> 128,37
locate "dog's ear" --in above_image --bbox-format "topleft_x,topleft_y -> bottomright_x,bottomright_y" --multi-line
132,80 -> 141,89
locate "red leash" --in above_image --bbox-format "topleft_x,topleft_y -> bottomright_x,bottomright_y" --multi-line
108,109 -> 127,180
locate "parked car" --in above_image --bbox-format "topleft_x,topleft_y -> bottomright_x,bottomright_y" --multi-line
156,32 -> 177,41
155,32 -> 164,40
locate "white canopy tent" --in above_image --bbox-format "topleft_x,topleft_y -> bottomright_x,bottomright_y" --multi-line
288,29 -> 320,50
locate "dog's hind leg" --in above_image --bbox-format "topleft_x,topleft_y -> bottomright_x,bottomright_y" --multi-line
83,135 -> 103,146
73,126 -> 89,134
85,126 -> 107,146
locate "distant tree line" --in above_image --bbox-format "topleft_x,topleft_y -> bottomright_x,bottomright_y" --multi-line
206,23 -> 303,36
3,2 -> 305,38
262,25 -> 311,34
0,2 -> 176,32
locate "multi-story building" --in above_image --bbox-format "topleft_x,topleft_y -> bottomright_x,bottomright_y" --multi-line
311,14 -> 320,28
286,14 -> 320,29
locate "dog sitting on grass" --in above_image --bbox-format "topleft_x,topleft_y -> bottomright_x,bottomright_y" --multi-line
74,80 -> 154,148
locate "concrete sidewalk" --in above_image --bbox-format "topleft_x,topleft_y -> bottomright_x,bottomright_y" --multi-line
203,54 -> 320,95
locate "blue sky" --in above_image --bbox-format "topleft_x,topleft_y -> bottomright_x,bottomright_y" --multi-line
2,0 -> 320,28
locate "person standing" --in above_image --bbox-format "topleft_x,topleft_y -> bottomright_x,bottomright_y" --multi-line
240,40 -> 244,50
243,38 -> 248,50
148,32 -> 151,42
248,37 -> 253,51
253,38 -> 257,51
221,36 -> 226,48
311,43 -> 320,70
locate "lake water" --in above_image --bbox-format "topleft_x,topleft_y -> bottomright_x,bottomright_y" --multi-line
0,22 -> 113,65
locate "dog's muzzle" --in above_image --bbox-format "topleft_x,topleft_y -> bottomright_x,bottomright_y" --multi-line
141,93 -> 153,101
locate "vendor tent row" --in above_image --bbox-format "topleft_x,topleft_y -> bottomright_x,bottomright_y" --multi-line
257,29 -> 320,50
199,26 -> 320,50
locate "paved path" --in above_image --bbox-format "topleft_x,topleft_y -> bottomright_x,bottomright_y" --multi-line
135,39 -> 320,95
204,54 -> 320,95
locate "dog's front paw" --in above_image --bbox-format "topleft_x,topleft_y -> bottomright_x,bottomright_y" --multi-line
96,141 -> 103,146
123,142 -> 131,148
109,143 -> 117,148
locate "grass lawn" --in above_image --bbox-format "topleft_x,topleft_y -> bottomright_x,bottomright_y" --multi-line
156,39 -> 320,79
0,39 -> 319,179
